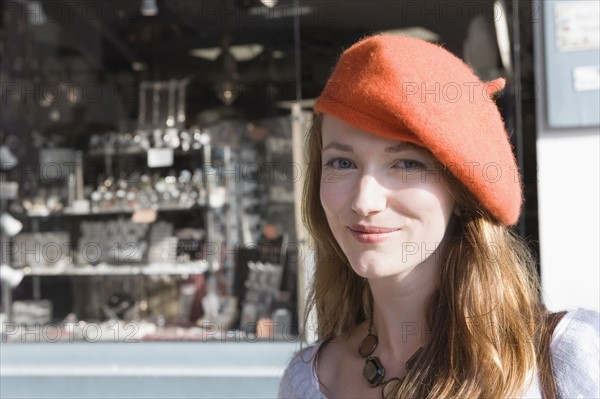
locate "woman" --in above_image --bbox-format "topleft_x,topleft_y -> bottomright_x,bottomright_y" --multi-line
278,35 -> 599,398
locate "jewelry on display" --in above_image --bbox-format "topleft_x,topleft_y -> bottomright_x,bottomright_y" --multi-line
358,316 -> 424,399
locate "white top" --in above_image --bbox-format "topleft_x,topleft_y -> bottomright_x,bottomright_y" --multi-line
278,308 -> 600,398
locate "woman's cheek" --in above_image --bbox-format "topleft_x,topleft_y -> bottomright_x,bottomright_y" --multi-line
320,181 -> 339,216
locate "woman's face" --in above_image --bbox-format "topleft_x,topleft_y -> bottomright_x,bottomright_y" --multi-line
320,115 -> 457,280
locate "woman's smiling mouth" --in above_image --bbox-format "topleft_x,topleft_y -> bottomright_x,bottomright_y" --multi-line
348,225 -> 401,244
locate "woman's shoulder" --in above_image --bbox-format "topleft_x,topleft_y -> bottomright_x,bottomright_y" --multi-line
552,308 -> 599,353
278,341 -> 325,399
551,308 -> 600,398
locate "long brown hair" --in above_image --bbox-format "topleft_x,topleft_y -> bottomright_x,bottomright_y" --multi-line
302,114 -> 545,398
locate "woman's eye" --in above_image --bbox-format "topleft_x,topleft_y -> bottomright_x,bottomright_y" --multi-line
324,158 -> 355,169
395,160 -> 426,170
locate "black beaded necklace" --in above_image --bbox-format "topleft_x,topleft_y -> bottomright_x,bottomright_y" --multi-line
358,316 -> 424,399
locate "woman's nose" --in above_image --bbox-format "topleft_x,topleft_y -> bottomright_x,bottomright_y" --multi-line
351,174 -> 387,216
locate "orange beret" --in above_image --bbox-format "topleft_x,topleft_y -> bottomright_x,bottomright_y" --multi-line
314,34 -> 522,226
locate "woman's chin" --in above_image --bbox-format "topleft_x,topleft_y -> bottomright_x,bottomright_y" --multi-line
350,260 -> 410,280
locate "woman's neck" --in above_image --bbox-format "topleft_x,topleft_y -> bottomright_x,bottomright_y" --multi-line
367,256 -> 439,360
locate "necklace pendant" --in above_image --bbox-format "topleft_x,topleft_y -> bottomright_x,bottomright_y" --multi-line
363,356 -> 385,387
358,334 -> 378,357
382,377 -> 403,399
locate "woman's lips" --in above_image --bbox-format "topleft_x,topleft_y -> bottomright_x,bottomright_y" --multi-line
348,225 -> 401,244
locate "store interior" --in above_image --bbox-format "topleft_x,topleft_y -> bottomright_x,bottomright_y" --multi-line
1,0 -> 539,342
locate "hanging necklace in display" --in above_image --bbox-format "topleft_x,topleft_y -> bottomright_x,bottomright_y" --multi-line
358,316 -> 424,399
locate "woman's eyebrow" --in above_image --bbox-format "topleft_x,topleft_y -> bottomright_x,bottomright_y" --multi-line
385,143 -> 419,153
323,141 -> 418,153
323,142 -> 353,152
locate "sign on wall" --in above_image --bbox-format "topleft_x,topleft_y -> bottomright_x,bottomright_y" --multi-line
545,0 -> 600,128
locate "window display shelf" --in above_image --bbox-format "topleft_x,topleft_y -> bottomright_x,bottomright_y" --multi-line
20,260 -> 209,277
24,205 -> 206,218
88,148 -> 204,157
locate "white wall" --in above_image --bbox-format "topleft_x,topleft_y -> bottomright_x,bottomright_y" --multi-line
534,0 -> 600,312
536,134 -> 600,311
